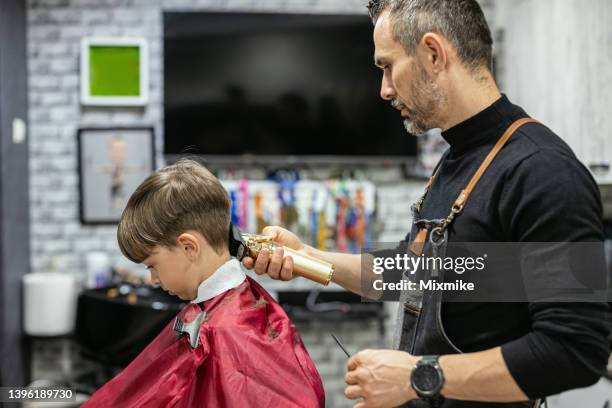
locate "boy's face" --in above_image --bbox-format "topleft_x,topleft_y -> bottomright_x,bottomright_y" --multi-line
142,231 -> 228,301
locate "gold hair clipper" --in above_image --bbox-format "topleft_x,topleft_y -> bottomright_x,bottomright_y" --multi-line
229,224 -> 335,286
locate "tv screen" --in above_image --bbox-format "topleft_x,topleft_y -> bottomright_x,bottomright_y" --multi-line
164,12 -> 416,158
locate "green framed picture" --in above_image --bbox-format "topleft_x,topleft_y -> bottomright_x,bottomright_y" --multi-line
80,37 -> 149,106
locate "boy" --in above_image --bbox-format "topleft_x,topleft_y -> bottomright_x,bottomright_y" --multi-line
83,159 -> 325,408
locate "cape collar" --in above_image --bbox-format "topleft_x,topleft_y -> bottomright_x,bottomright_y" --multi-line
191,258 -> 247,304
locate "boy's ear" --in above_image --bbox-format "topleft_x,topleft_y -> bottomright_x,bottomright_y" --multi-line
176,233 -> 200,260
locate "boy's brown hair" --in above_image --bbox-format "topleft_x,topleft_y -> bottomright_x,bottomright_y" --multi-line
117,159 -> 231,263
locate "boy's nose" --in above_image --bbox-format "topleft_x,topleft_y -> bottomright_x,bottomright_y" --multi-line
150,274 -> 161,286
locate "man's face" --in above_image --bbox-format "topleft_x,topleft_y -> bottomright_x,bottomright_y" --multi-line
373,11 -> 447,136
108,138 -> 127,165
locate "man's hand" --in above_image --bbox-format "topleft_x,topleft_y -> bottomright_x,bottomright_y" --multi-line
345,349 -> 419,408
241,226 -> 305,281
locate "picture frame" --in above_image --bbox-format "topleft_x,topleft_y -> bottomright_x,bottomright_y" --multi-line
77,127 -> 156,225
80,37 -> 149,106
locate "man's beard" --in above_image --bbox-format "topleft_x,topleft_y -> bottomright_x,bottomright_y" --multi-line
394,61 -> 447,137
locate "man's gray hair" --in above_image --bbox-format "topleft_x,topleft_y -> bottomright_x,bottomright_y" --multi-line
367,0 -> 493,72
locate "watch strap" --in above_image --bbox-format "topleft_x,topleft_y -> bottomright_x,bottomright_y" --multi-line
419,355 -> 439,365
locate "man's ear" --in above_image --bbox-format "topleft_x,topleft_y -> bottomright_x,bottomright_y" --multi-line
419,32 -> 448,74
176,233 -> 200,261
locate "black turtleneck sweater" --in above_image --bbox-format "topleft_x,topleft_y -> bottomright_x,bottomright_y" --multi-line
416,95 -> 610,398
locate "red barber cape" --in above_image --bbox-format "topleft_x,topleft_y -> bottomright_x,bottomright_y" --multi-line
83,277 -> 325,408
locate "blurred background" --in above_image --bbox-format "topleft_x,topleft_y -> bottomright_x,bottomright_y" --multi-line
0,0 -> 610,406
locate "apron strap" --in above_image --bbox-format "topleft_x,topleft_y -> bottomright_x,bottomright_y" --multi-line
415,150 -> 449,212
452,117 -> 540,212
414,117 -> 542,237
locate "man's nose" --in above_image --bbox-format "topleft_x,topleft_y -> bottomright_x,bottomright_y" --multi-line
380,71 -> 396,101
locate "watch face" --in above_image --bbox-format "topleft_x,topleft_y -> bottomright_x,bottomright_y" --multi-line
412,365 -> 440,393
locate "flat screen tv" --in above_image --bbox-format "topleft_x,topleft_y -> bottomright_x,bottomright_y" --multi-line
164,12 -> 416,160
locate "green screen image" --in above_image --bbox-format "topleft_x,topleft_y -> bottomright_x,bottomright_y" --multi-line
89,46 -> 140,96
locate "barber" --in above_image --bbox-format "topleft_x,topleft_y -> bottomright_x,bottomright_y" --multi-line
243,0 -> 610,406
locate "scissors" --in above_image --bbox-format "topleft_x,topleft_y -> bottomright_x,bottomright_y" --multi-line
330,332 -> 351,358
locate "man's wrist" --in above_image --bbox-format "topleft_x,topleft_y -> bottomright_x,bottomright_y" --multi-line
301,244 -> 316,258
435,348 -> 529,402
438,354 -> 452,397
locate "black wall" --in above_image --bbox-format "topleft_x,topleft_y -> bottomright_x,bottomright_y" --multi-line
0,0 -> 30,388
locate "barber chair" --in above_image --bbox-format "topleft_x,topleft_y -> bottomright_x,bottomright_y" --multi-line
74,284 -> 185,390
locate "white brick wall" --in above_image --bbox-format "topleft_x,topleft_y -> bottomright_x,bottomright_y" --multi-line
26,1 -> 494,405
27,0 -> 427,278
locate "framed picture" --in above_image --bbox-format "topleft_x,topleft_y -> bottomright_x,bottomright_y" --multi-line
80,37 -> 149,106
78,127 -> 155,225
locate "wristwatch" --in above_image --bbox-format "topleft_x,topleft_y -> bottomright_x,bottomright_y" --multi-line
410,355 -> 444,399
